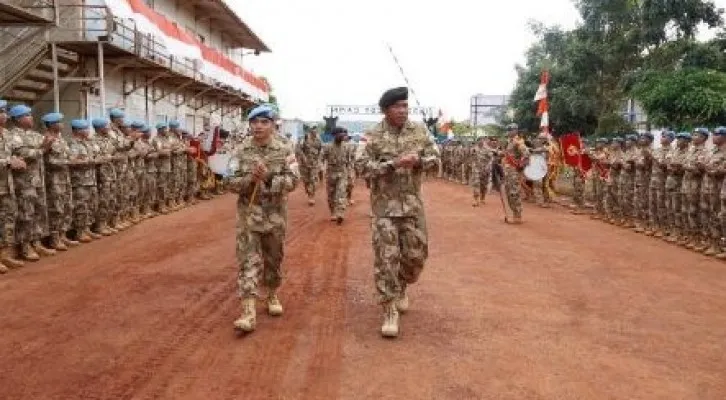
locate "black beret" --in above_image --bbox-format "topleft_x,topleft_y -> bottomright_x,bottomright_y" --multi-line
379,87 -> 408,110
332,127 -> 347,135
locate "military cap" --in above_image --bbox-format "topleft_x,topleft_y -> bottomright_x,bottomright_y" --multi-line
71,119 -> 89,130
693,127 -> 710,137
332,127 -> 348,135
156,122 -> 168,130
92,118 -> 109,129
640,132 -> 654,140
109,108 -> 125,119
0,99 -> 7,110
625,134 -> 638,141
141,125 -> 151,134
248,104 -> 277,121
661,130 -> 675,140
675,132 -> 692,140
130,120 -> 145,129
41,112 -> 64,125
713,127 -> 726,136
378,86 -> 408,110
9,104 -> 31,119
168,120 -> 181,129
506,123 -> 519,131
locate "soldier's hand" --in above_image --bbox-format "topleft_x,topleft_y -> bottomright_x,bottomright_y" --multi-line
9,156 -> 27,170
252,161 -> 268,181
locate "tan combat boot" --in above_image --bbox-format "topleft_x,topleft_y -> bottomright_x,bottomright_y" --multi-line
267,291 -> 283,316
0,246 -> 24,269
233,297 -> 257,333
380,301 -> 400,338
33,241 -> 56,257
0,261 -> 8,274
77,229 -> 93,243
307,197 -> 315,206
87,228 -> 102,240
704,242 -> 720,257
396,292 -> 409,314
62,233 -> 80,248
99,223 -> 113,236
21,242 -> 40,262
49,232 -> 68,251
472,196 -> 480,207
131,207 -> 141,224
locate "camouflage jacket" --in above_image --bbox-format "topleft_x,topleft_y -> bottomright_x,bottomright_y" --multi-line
503,137 -> 529,171
621,146 -> 637,173
233,137 -> 299,232
8,126 -> 45,191
295,135 -> 322,167
361,120 -> 440,218
68,137 -> 97,187
683,144 -> 706,178
322,142 -> 350,177
606,149 -> 623,182
665,147 -> 688,189
471,145 -> 494,173
651,146 -> 670,179
0,128 -> 14,195
94,134 -> 118,183
703,147 -> 726,194
44,133 -> 72,187
142,139 -> 159,173
152,135 -> 174,172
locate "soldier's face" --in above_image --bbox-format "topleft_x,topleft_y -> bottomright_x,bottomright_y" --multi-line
677,138 -> 689,148
384,100 -> 408,127
714,135 -> 725,146
17,115 -> 33,129
694,134 -> 707,145
250,117 -> 274,141
660,137 -> 671,147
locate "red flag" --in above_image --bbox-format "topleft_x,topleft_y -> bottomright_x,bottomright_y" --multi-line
559,132 -> 591,172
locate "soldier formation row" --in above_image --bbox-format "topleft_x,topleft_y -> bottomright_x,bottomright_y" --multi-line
0,101 -> 217,274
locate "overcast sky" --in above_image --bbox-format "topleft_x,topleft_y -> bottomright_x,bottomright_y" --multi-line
229,0 -> 724,122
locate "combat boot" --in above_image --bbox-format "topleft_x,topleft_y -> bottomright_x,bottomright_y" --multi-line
99,223 -> 113,236
20,242 -> 40,262
715,251 -> 726,260
348,199 -> 356,206
396,292 -> 409,314
77,229 -> 93,243
472,196 -> 480,207
653,230 -> 665,239
0,246 -> 24,269
307,197 -> 315,206
49,233 -> 68,251
62,233 -> 80,247
511,215 -> 523,225
380,301 -> 400,338
33,241 -> 56,257
131,207 -> 141,224
233,297 -> 257,333
267,292 -> 283,316
693,236 -> 708,252
87,228 -> 102,240
0,261 -> 8,274
704,243 -> 720,257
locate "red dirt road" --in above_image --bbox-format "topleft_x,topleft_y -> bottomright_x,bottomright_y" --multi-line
1,180 -> 725,400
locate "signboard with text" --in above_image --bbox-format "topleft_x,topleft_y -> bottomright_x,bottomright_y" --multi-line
327,105 -> 434,116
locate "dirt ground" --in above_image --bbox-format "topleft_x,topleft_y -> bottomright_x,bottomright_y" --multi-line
1,179 -> 725,400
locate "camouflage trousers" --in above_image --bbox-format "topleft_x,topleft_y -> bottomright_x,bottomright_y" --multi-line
236,224 -> 285,298
592,176 -> 606,215
127,169 -> 138,211
606,174 -> 621,220
187,160 -> 198,199
372,215 -> 428,303
618,172 -> 635,220
136,172 -> 147,209
114,162 -> 128,218
701,177 -> 722,245
46,184 -> 72,234
97,180 -> 116,224
144,172 -> 157,206
72,185 -> 98,230
648,177 -> 666,232
682,175 -> 702,237
326,173 -> 348,217
0,193 -> 17,246
16,188 -> 41,243
503,167 -> 523,218
173,161 -> 185,200
299,164 -> 319,197
572,172 -> 585,207
634,172 -> 651,224
665,177 -> 684,236
531,180 -> 546,205
470,167 -> 490,201
36,185 -> 50,237
346,171 -> 355,201
157,171 -> 172,203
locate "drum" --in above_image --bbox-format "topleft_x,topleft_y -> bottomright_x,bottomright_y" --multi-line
523,154 -> 548,181
208,153 -> 238,177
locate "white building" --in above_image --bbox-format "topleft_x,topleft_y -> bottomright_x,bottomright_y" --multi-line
0,0 -> 270,135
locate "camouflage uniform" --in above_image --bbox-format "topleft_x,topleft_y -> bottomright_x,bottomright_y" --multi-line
701,147 -> 725,254
590,147 -> 608,218
133,137 -> 150,217
633,146 -> 652,231
152,134 -> 173,213
171,134 -> 187,206
126,135 -> 141,222
605,145 -> 623,222
361,120 -> 440,303
44,134 -> 74,248
503,137 -> 529,220
619,145 -> 637,226
682,143 -> 706,248
295,133 -> 322,201
111,124 -> 131,228
94,132 -> 118,233
185,137 -> 199,202
68,136 -> 99,241
471,142 -> 494,205
648,144 -> 670,236
665,146 -> 688,241
322,141 -> 350,220
0,129 -> 22,269
345,141 -> 357,204
233,137 -> 298,298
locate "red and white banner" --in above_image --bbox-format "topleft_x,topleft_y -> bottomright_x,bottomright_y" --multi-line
104,0 -> 269,101
533,70 -> 550,137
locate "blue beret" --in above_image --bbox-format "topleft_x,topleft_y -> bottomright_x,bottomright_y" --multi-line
713,127 -> 726,136
141,125 -> 151,134
625,134 -> 638,141
640,132 -> 654,140
109,108 -> 125,119
379,86 -> 408,110
0,99 -> 7,110
71,119 -> 89,130
130,120 -> 145,129
156,122 -> 168,130
675,132 -> 692,140
121,118 -> 132,127
168,120 -> 181,129
693,127 -> 710,137
662,130 -> 675,140
248,104 -> 277,121
41,112 -> 64,124
92,118 -> 109,129
9,104 -> 31,119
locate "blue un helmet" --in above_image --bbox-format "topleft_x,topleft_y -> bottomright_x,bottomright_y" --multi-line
693,127 -> 710,138
713,127 -> 726,137
247,104 -> 277,121
661,130 -> 676,141
8,104 -> 32,120
41,112 -> 64,126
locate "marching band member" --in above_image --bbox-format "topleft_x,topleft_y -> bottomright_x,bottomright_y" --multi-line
502,123 -> 529,224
